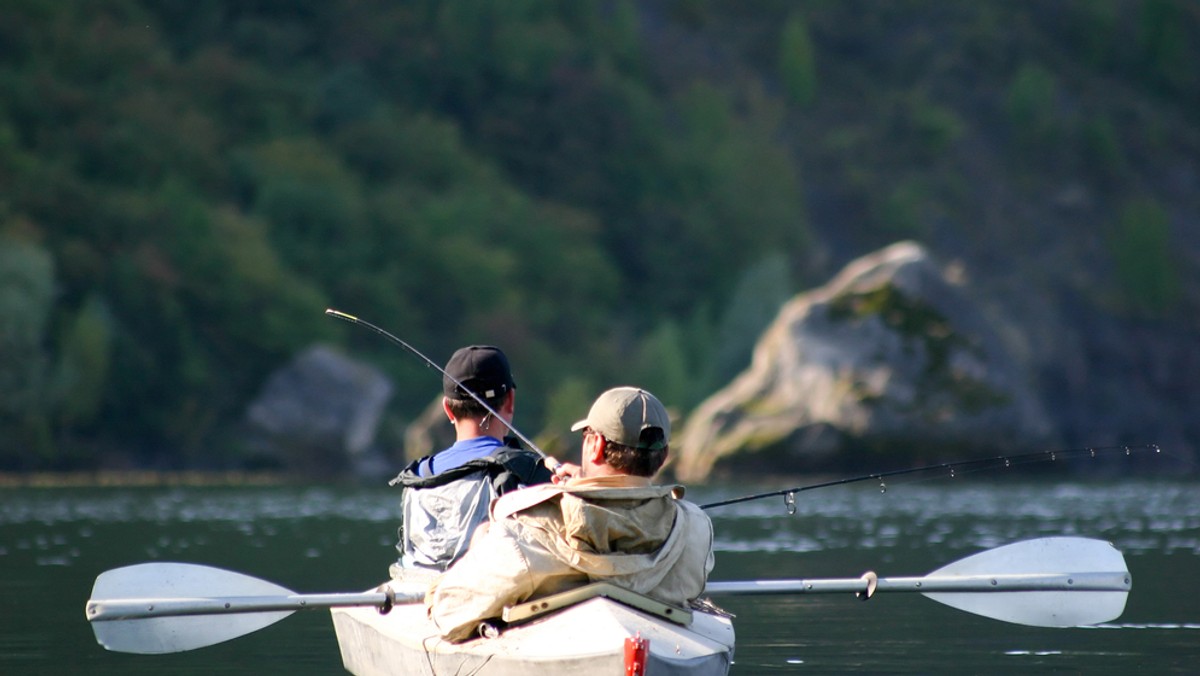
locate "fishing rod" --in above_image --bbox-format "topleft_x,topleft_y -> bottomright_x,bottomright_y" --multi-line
700,443 -> 1162,511
325,309 -> 557,470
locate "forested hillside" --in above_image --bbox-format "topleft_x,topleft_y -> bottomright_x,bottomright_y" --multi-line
2,0 -> 1197,473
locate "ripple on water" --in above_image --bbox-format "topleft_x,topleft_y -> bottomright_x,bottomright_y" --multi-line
1005,650 -> 1064,656
0,488 -> 400,526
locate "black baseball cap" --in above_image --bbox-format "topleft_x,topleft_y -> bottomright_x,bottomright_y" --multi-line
443,345 -> 515,400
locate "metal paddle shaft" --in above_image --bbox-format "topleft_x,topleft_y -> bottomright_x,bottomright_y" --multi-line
705,537 -> 1131,628
705,572 -> 1129,595
88,591 -> 397,621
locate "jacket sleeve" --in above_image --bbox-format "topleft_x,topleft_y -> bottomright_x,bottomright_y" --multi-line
425,519 -> 536,642
489,448 -> 555,494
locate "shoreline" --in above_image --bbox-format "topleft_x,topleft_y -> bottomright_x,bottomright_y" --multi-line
0,470 -> 295,488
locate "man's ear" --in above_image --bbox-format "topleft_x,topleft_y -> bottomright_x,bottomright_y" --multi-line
584,434 -> 606,465
442,397 -> 455,422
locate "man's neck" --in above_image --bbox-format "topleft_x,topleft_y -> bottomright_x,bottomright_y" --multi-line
453,416 -> 508,442
567,474 -> 653,488
581,461 -> 623,478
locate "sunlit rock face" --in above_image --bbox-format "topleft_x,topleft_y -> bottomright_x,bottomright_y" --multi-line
674,242 -> 1053,482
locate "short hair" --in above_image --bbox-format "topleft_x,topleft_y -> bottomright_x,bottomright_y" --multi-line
601,437 -> 668,477
446,391 -> 508,420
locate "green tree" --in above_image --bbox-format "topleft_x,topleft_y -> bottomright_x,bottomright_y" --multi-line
779,12 -> 817,107
1006,62 -> 1059,152
1109,197 -> 1180,317
710,253 -> 794,388
660,82 -> 808,315
54,294 -> 114,429
1136,0 -> 1192,96
632,320 -> 692,411
0,237 -> 55,467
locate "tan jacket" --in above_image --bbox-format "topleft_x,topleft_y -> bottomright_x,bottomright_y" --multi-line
426,475 -> 715,642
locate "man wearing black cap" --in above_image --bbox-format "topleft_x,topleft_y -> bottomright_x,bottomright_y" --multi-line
425,386 -> 714,642
389,346 -> 553,573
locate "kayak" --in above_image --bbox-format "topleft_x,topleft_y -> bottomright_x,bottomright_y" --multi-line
330,579 -> 736,676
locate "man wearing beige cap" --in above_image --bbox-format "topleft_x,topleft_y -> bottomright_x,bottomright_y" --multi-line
426,386 -> 714,642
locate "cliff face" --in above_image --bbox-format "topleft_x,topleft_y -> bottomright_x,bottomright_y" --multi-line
676,243 -> 1065,481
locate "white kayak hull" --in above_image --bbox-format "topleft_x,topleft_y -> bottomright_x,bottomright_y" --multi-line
331,584 -> 734,676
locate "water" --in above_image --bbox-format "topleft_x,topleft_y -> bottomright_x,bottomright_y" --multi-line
2,479 -> 1197,674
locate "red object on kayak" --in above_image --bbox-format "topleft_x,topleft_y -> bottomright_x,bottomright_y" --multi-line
624,633 -> 649,676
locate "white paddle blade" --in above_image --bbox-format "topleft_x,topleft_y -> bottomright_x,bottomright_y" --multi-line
923,537 -> 1130,627
91,608 -> 295,654
87,563 -> 295,654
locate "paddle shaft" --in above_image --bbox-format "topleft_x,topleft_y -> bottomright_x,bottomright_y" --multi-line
705,571 -> 1130,595
87,589 -> 425,622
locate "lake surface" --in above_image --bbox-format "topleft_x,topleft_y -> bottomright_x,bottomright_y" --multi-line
2,478 -> 1197,674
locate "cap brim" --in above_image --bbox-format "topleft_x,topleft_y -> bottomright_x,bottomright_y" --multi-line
570,419 -> 589,432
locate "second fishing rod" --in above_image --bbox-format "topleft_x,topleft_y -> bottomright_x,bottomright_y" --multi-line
699,443 -> 1163,511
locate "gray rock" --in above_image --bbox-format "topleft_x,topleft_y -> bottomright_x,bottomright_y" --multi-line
245,344 -> 393,475
674,242 -> 1054,481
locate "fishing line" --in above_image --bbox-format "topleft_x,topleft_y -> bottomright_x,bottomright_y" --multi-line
325,309 -> 555,467
699,443 -> 1162,511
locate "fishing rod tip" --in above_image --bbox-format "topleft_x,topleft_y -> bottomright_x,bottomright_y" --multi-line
325,309 -> 356,321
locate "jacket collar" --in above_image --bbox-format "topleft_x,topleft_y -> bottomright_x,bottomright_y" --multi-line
491,475 -> 684,520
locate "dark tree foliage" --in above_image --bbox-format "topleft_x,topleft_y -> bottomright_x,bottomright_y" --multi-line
0,0 -> 813,469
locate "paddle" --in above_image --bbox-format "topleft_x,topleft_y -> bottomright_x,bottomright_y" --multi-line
85,563 -> 424,655
704,536 -> 1130,627
85,537 -> 1129,655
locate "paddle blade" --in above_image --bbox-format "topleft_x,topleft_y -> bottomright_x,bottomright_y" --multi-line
87,563 -> 295,654
922,537 -> 1130,627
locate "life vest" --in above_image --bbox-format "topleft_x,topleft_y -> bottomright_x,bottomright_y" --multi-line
390,441 -> 552,571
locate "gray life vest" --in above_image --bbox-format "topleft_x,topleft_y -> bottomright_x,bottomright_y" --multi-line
390,444 -> 552,571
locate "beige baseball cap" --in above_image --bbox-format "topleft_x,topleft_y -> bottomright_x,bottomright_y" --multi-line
570,387 -> 670,450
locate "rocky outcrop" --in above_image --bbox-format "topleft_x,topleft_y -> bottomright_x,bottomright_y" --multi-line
244,344 -> 393,475
673,242 -> 1054,481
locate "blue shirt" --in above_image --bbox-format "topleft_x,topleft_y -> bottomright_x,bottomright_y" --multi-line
417,436 -> 505,478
